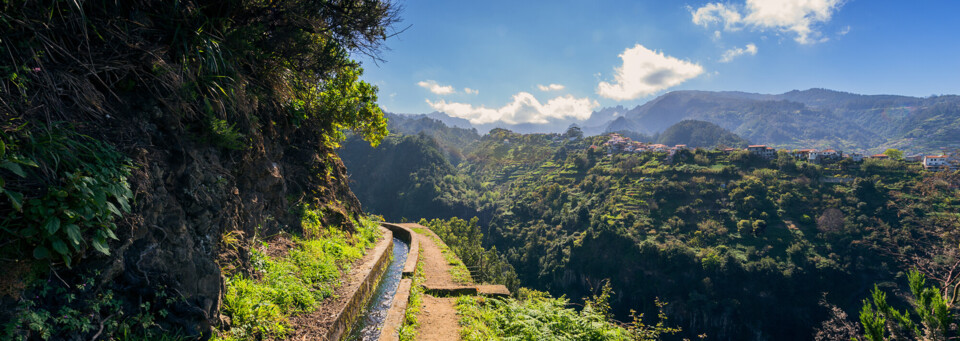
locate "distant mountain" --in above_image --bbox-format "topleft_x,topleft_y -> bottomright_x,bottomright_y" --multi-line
622,89 -> 960,153
417,88 -> 960,153
657,120 -> 750,148
604,116 -> 643,133
423,111 -> 475,130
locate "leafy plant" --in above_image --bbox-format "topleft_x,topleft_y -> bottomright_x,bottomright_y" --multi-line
0,124 -> 133,267
3,271 -> 184,340
0,128 -> 39,211
206,116 -> 247,150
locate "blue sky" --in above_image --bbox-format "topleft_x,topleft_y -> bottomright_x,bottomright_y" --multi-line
358,0 -> 960,125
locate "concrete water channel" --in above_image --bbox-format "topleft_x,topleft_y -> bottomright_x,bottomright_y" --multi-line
327,222 -> 507,340
344,236 -> 410,340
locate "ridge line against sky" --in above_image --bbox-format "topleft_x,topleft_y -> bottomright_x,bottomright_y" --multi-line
359,0 -> 960,125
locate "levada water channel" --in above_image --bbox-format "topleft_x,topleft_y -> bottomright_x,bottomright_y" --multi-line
345,236 -> 410,340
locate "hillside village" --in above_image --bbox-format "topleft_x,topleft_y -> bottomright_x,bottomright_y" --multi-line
600,133 -> 960,171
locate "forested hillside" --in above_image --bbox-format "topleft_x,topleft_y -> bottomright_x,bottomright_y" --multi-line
656,120 -> 750,148
341,119 -> 960,340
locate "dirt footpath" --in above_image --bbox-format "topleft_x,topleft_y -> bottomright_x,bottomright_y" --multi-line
403,225 -> 465,341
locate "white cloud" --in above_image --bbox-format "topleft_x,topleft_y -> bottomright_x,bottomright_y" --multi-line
690,0 -> 845,44
426,92 -> 598,125
690,3 -> 743,31
417,80 -> 455,95
596,44 -> 704,101
838,25 -> 851,36
537,84 -> 566,91
464,87 -> 479,95
719,43 -> 758,62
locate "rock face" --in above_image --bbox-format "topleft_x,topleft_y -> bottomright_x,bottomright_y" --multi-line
0,108 -> 364,338
112,146 -> 242,337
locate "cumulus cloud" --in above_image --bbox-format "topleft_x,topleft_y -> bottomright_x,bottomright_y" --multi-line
426,92 -> 598,125
690,0 -> 844,44
417,80 -> 455,95
537,84 -> 566,91
719,43 -> 758,62
464,87 -> 479,95
691,3 -> 743,31
596,44 -> 704,101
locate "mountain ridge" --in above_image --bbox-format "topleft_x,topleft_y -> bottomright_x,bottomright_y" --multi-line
404,88 -> 960,153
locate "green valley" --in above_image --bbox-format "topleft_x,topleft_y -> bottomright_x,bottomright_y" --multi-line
341,117 -> 960,340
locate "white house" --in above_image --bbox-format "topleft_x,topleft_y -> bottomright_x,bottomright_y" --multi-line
923,155 -> 950,170
820,149 -> 841,159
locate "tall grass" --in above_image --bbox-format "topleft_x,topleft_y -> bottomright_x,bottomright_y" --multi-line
216,213 -> 381,340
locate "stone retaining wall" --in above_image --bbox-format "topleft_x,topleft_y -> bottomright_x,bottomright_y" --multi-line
324,228 -> 394,341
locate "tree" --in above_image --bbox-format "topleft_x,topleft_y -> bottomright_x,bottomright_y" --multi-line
4,0 -> 400,146
883,148 -> 904,160
817,208 -> 845,234
859,270 -> 954,341
776,151 -> 798,172
565,126 -> 584,140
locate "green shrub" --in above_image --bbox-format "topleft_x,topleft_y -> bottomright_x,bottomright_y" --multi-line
457,285 -> 679,341
3,271 -> 185,340
0,124 -> 133,267
457,288 -> 632,341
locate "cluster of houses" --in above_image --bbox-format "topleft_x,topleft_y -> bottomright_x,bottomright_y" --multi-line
603,133 -> 688,154
601,133 -> 959,171
738,145 -> 862,163
735,144 -> 958,170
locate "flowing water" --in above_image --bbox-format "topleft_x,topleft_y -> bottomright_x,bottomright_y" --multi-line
345,236 -> 410,340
